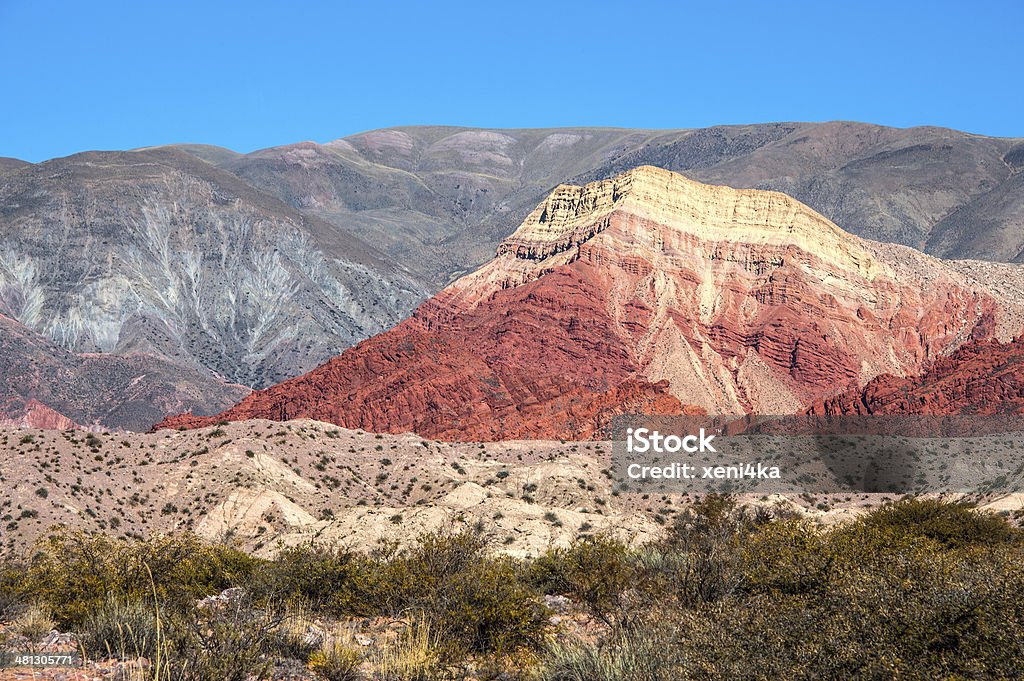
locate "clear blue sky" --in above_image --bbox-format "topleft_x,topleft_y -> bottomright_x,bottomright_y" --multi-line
1,0 -> 1021,162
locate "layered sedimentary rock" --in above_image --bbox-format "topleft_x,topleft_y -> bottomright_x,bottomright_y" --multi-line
157,260 -> 691,440
808,336 -> 1024,415
0,399 -> 83,430
158,167 -> 1024,439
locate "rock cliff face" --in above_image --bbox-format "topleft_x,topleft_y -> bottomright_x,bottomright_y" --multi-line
157,167 -> 1024,439
808,336 -> 1024,415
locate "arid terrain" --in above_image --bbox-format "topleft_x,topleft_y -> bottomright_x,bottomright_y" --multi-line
0,418 -> 739,559
6,418 -> 1024,563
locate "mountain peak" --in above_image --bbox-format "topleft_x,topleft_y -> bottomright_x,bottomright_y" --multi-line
497,165 -> 882,281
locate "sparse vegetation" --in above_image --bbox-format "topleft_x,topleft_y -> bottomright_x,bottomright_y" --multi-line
1,498 -> 1023,678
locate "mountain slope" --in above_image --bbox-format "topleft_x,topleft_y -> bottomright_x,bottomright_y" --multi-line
926,169 -> 1024,261
0,157 -> 30,174
0,147 -> 426,392
0,313 -> 248,431
4,123 -> 1021,432
808,335 -> 1024,416
158,167 -> 1024,438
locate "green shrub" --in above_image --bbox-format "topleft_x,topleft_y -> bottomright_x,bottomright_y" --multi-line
166,595 -> 281,681
0,562 -> 26,620
857,497 -> 1019,548
22,530 -> 258,626
740,518 -> 831,596
252,543 -> 356,612
402,529 -> 548,657
530,535 -> 633,626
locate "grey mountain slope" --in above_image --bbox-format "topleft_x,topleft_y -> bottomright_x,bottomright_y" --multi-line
0,157 -> 31,174
926,169 -> 1024,261
138,143 -> 243,167
211,123 -> 1022,287
0,312 -> 248,431
0,147 -> 426,392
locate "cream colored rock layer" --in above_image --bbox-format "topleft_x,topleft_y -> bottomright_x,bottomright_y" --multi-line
504,165 -> 884,279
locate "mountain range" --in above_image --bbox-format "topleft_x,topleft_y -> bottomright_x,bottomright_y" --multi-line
2,122 -> 1023,431
159,166 -> 1024,438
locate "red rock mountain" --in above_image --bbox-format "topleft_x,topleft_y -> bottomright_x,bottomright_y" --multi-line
0,399 -> 83,430
157,167 -> 1024,439
808,335 -> 1024,415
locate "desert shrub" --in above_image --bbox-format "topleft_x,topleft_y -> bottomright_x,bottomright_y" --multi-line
253,542 -> 357,611
399,529 -> 548,658
647,495 -> 788,606
642,503 -> 1024,679
3,498 -> 1021,678
662,494 -> 762,551
739,518 -> 832,596
166,594 -> 283,681
340,528 -> 550,658
529,535 -> 634,625
533,497 -> 1024,679
78,598 -> 163,661
308,638 -> 362,681
667,546 -> 1024,679
424,553 -> 547,657
257,528 -> 547,659
857,497 -> 1019,548
22,530 -> 258,626
0,562 -> 27,619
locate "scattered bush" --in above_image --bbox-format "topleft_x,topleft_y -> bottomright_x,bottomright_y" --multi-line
3,498 -> 1024,678
857,496 -> 1020,548
308,637 -> 362,681
12,604 -> 55,643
